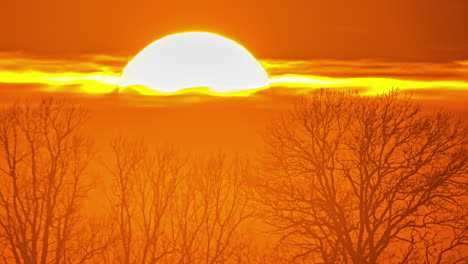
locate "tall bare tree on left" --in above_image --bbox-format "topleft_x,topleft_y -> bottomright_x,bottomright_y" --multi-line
0,99 -> 110,264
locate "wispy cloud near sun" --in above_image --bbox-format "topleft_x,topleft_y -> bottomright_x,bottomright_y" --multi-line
1,52 -> 468,100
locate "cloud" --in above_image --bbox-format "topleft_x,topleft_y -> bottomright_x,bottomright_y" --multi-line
261,59 -> 468,81
0,52 -> 467,101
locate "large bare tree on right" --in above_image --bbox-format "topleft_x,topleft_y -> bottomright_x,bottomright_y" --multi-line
260,90 -> 467,264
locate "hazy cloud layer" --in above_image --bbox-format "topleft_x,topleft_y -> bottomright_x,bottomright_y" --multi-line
0,52 -> 467,103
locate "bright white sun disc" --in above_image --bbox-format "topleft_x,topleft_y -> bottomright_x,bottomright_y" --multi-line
121,32 -> 269,93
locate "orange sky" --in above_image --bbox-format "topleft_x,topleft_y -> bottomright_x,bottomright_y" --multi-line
2,0 -> 468,61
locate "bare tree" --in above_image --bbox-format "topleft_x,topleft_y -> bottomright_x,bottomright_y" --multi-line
420,205 -> 468,264
108,138 -> 186,264
0,99 -> 107,264
108,140 -> 254,264
171,154 -> 253,264
66,218 -> 114,264
259,90 -> 467,264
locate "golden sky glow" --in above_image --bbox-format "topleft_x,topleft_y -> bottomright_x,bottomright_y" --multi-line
1,32 -> 465,157
1,32 -> 468,100
1,52 -> 468,99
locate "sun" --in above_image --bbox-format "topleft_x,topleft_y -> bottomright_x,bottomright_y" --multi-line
120,32 -> 269,93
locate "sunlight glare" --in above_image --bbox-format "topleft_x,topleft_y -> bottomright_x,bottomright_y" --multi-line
120,32 -> 269,93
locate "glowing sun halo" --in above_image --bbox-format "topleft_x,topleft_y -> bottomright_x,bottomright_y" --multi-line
121,32 -> 269,93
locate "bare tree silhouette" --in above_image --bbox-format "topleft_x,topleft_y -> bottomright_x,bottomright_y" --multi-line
108,138 -> 185,264
259,90 -> 467,264
171,154 -> 253,264
1,92 -> 464,264
108,140 -> 253,264
0,99 -> 109,264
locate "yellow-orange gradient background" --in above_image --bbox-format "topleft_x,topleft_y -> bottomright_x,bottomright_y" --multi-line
0,1 -> 467,263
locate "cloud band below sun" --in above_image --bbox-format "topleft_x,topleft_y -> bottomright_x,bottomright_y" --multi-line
1,52 -> 468,99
